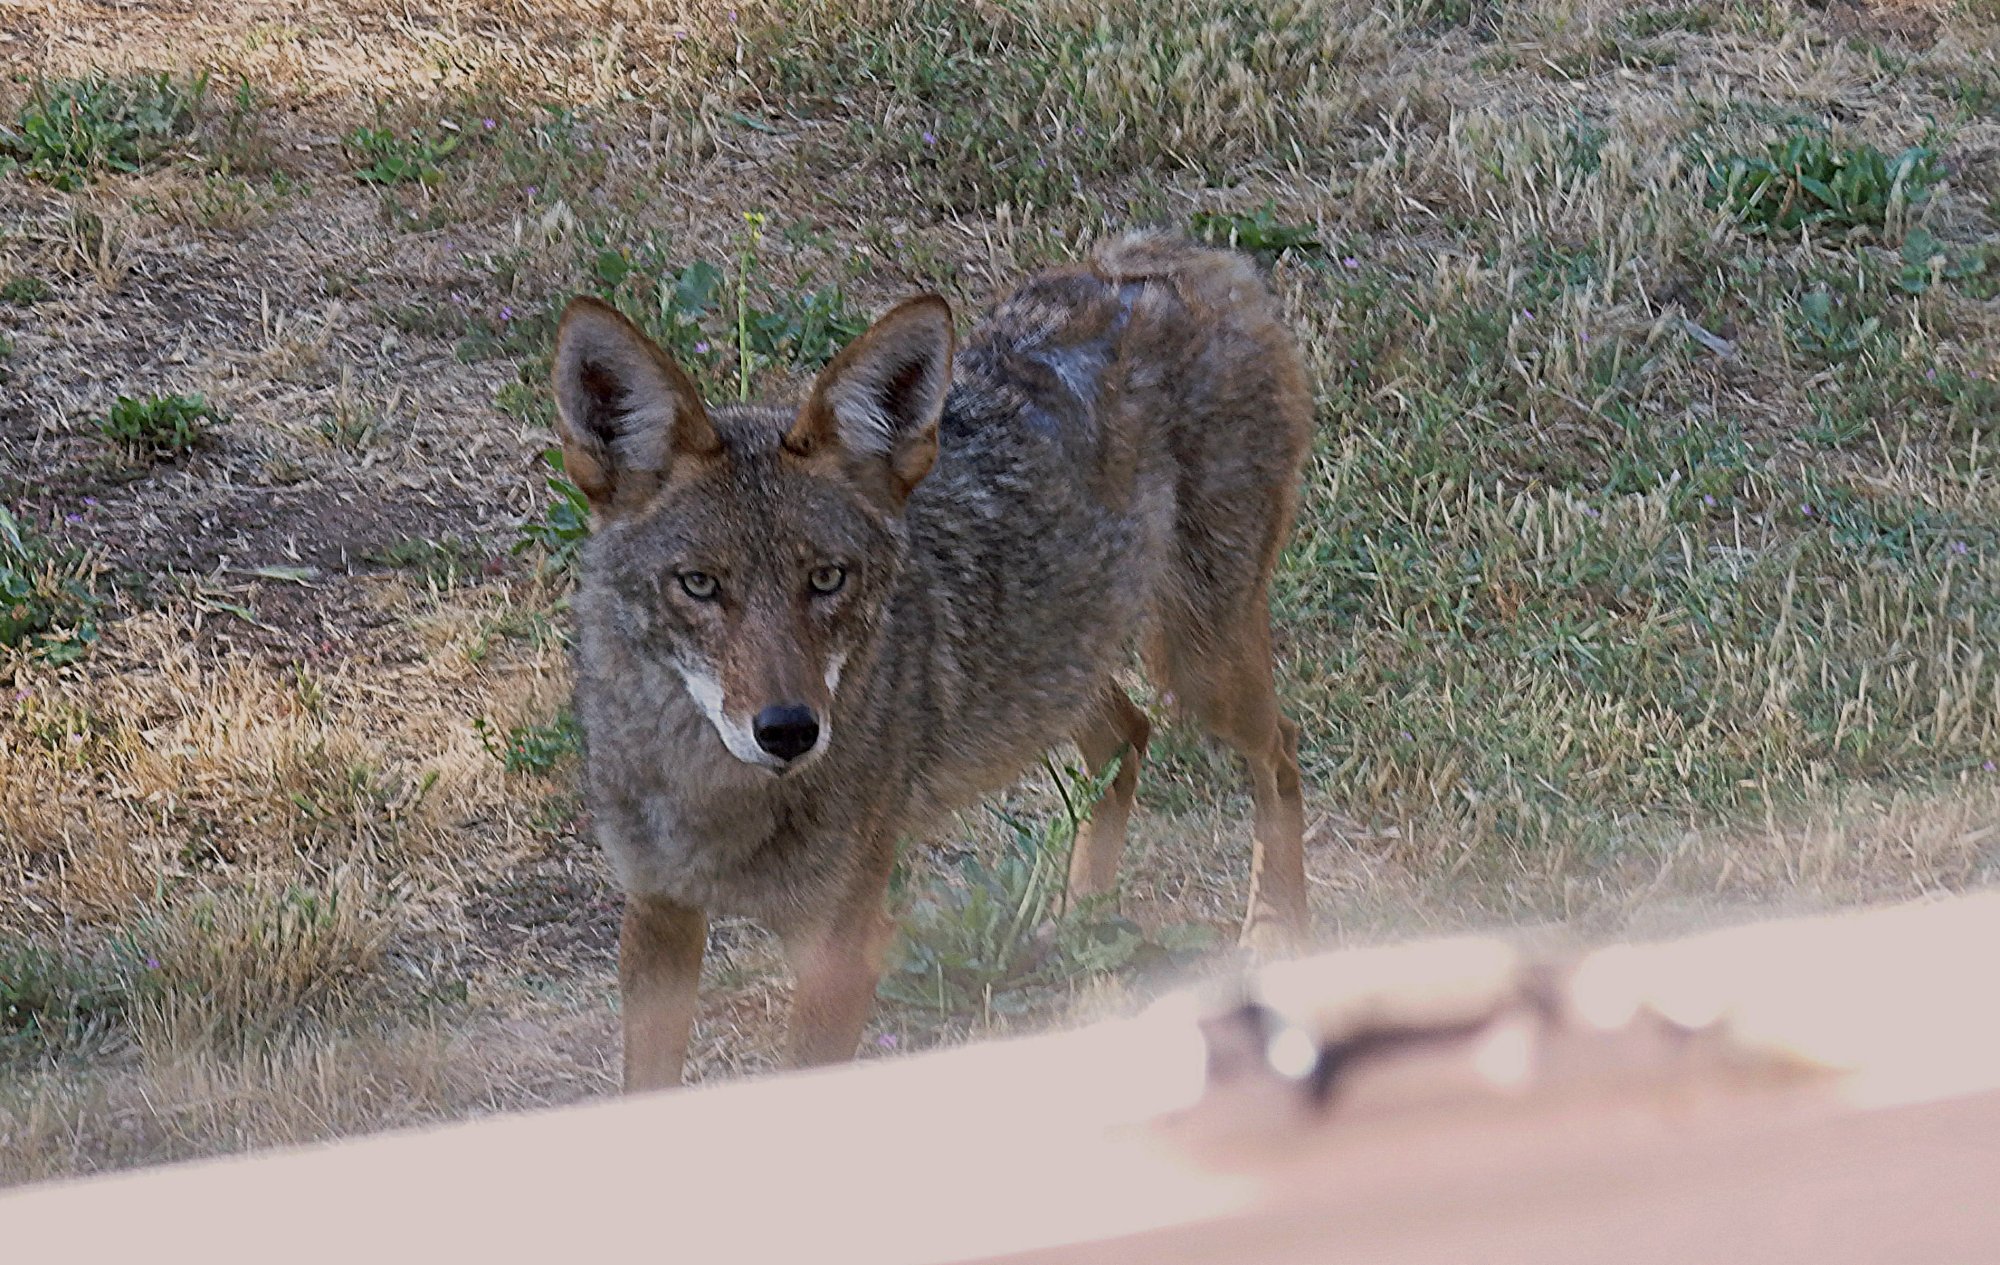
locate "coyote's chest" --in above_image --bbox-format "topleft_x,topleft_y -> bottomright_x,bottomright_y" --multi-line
587,744 -> 866,923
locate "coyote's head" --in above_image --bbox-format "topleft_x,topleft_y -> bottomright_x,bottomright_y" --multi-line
552,293 -> 953,774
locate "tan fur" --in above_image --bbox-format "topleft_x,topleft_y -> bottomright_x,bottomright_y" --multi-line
551,233 -> 1314,1088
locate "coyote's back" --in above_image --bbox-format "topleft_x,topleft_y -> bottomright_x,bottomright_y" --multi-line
551,231 -> 1314,1088
885,233 -> 1313,831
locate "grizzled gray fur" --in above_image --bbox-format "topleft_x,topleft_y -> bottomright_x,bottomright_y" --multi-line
551,232 -> 1313,1088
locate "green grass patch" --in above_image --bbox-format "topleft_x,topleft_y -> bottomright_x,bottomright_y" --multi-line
1789,285 -> 1883,363
364,536 -> 482,589
488,105 -> 610,205
0,506 -> 101,666
1191,203 -> 1322,263
93,393 -> 217,460
513,450 -> 591,572
0,71 -> 207,190
1706,130 -> 1940,237
582,219 -> 868,391
1895,227 -> 2000,299
0,938 -> 140,1065
208,75 -> 278,174
344,120 -> 462,186
475,710 -> 582,776
493,381 -> 555,429
1624,4 -> 1718,36
1,275 -> 50,306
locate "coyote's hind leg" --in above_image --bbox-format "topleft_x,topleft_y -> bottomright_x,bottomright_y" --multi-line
1171,613 -> 1308,953
1066,684 -> 1153,903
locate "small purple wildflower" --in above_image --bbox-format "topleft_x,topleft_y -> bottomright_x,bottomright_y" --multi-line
1927,368 -> 1937,381
727,7 -> 737,20
483,117 -> 496,130
1399,730 -> 1414,742
82,496 -> 97,506
1986,761 -> 1996,773
1951,540 -> 1970,555
64,513 -> 82,524
525,185 -> 539,197
876,1033 -> 898,1050
921,130 -> 936,147
11,686 -> 29,702
499,305 -> 514,322
1521,308 -> 1534,320
145,956 -> 161,970
693,340 -> 710,355
1341,256 -> 1360,269
1802,504 -> 1814,517
1703,494 -> 1717,507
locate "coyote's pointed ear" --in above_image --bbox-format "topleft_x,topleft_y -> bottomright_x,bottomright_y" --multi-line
786,296 -> 954,509
552,297 -> 719,518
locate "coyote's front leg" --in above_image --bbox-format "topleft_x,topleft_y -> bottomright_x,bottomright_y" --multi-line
620,893 -> 707,1092
780,837 -> 899,1068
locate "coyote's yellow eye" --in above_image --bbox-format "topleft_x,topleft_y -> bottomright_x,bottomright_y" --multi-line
679,572 -> 719,600
809,565 -> 846,595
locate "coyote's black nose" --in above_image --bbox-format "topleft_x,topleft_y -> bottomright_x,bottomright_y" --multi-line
753,704 -> 820,762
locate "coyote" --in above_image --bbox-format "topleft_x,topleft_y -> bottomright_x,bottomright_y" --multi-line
551,232 -> 1313,1090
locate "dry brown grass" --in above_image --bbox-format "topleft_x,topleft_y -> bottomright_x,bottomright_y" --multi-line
4,0 -> 1999,1188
